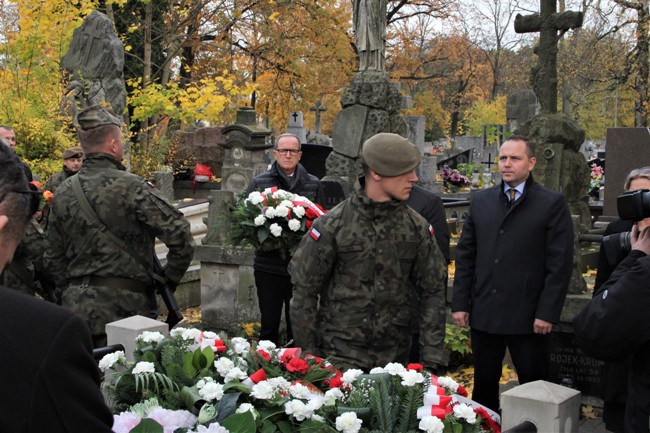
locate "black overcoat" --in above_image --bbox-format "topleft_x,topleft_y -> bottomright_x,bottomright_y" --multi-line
451,177 -> 574,334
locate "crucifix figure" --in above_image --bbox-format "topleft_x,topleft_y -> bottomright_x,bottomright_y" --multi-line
514,0 -> 583,114
309,100 -> 327,134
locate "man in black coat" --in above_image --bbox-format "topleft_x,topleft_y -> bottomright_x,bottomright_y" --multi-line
452,135 -> 574,412
575,224 -> 650,433
406,184 -> 450,364
0,143 -> 114,433
245,133 -> 323,345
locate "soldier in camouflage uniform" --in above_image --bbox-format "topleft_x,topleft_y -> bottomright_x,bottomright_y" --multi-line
44,106 -> 194,347
44,146 -> 83,193
288,133 -> 447,371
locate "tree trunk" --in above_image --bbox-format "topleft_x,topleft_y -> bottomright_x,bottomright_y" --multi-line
635,3 -> 649,126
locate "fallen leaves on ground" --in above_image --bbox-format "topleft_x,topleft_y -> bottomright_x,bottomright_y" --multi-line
581,404 -> 600,419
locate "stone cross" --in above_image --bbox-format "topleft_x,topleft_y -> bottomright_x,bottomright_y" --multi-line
481,153 -> 496,171
514,0 -> 583,114
309,100 -> 327,134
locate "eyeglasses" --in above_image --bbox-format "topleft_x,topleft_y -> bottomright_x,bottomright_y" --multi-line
274,148 -> 301,156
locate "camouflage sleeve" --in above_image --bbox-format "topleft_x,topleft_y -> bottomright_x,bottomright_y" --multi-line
412,229 -> 448,369
43,200 -> 69,288
133,182 -> 195,283
288,218 -> 337,355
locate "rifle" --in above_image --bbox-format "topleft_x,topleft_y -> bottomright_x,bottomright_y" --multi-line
152,256 -> 183,328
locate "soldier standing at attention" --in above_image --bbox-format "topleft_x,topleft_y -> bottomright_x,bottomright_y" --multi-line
44,146 -> 83,193
288,132 -> 447,371
44,105 -> 194,347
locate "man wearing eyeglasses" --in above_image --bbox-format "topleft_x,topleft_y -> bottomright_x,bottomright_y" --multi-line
245,133 -> 323,345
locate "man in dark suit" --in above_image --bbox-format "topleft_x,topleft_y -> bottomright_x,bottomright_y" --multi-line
451,135 -> 574,412
0,142 -> 114,432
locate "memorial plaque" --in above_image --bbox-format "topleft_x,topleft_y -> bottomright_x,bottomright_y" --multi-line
436,149 -> 472,170
547,331 -> 604,395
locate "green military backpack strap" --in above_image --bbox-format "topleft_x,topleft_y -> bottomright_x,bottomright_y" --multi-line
70,175 -> 165,286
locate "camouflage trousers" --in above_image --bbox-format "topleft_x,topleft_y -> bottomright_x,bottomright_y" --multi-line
61,284 -> 150,336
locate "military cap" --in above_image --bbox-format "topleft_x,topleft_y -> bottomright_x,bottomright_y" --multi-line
361,133 -> 421,177
75,105 -> 123,131
62,146 -> 83,160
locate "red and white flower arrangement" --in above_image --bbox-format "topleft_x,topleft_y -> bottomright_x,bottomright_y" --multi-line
227,187 -> 326,258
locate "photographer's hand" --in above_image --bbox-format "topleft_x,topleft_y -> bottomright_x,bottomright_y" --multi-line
631,224 -> 650,255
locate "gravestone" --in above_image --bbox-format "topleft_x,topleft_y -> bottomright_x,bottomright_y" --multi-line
603,128 -> 650,217
287,111 -> 307,144
506,90 -> 540,133
436,149 -> 472,170
403,115 -> 426,154
61,10 -> 126,119
300,143 -> 333,180
106,315 -> 168,362
547,331 -> 604,396
219,107 -> 272,193
501,380 -> 581,433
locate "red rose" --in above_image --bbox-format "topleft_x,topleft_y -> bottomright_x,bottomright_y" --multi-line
285,358 -> 309,375
257,350 -> 271,362
457,385 -> 468,397
407,363 -> 424,372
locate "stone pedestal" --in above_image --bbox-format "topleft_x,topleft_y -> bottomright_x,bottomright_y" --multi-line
106,315 -> 168,361
501,380 -> 581,433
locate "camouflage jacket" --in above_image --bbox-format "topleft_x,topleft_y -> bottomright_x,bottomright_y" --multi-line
44,153 -> 194,288
44,167 -> 75,193
288,179 -> 447,370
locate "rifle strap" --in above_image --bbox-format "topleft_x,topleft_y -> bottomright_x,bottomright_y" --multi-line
70,176 -> 164,284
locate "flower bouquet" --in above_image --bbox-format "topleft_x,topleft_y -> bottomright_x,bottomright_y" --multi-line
226,187 -> 325,259
439,165 -> 471,192
101,329 -> 501,433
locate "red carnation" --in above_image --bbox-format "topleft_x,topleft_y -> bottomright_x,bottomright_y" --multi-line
475,407 -> 501,433
327,373 -> 344,389
407,363 -> 424,372
285,358 -> 309,375
457,385 -> 469,397
305,354 -> 324,364
257,350 -> 271,362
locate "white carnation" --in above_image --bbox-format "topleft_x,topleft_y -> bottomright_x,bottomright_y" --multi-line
136,331 -> 165,344
280,200 -> 294,208
399,369 -> 425,387
324,388 -> 344,405
257,340 -> 276,352
254,215 -> 266,226
275,205 -> 290,217
202,331 -> 219,340
335,412 -> 362,433
289,383 -> 311,399
341,369 -> 364,386
230,337 -> 250,355
181,328 -> 202,342
132,361 -> 155,375
251,381 -> 276,400
267,376 -> 291,392
285,399 -> 313,421
98,350 -> 125,372
214,357 -> 235,376
453,403 -> 477,424
247,192 -> 264,205
293,206 -> 306,218
269,223 -> 282,237
384,362 -> 406,375
235,403 -> 257,419
419,415 -> 445,433
224,367 -> 248,383
264,207 -> 277,218
438,376 -> 459,392
197,378 -> 224,401
288,219 -> 301,231
369,367 -> 385,374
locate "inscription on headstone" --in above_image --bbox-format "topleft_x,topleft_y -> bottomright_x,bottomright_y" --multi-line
547,331 -> 604,395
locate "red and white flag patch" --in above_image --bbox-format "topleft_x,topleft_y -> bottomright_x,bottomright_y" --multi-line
429,224 -> 435,236
309,228 -> 321,241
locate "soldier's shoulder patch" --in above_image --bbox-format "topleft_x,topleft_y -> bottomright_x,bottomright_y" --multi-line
309,228 -> 321,241
429,224 -> 435,236
146,181 -> 156,188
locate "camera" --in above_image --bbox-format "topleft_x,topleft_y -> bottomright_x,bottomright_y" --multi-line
602,189 -> 650,265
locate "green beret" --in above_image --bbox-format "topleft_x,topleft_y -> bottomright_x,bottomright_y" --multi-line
75,105 -> 123,131
62,146 -> 83,159
361,133 -> 421,177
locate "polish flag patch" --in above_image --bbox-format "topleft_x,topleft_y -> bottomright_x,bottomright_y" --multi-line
429,224 -> 435,236
310,228 -> 321,241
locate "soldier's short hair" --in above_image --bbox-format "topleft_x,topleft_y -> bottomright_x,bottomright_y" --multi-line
0,143 -> 31,243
